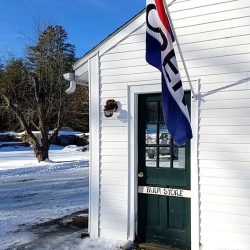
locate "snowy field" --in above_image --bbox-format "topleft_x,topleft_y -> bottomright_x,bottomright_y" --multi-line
0,146 -> 125,250
0,144 -> 87,170
0,145 -> 92,249
0,145 -> 127,250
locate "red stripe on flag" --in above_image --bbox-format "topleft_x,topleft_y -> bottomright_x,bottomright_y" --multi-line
155,0 -> 172,36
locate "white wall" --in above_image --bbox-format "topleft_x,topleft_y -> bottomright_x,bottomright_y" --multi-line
170,1 -> 250,249
86,0 -> 250,248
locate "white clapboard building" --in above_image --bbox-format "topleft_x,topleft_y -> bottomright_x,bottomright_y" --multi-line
66,0 -> 250,249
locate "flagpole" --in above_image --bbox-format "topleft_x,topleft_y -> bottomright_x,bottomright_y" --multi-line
162,0 -> 196,98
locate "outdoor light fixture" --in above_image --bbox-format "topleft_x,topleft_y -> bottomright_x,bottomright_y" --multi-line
104,99 -> 118,117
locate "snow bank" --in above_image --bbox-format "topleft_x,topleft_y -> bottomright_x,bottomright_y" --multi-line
0,145 -> 87,170
57,131 -> 84,137
63,145 -> 85,152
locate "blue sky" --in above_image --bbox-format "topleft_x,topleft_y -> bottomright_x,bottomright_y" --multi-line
0,0 -> 145,60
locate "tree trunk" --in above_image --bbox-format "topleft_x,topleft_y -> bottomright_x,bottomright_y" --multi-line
33,144 -> 49,162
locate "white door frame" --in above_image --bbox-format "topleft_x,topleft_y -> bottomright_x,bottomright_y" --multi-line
127,82 -> 200,250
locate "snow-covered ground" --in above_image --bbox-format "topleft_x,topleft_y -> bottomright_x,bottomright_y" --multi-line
0,145 -> 127,250
0,145 -> 91,249
0,144 -> 87,170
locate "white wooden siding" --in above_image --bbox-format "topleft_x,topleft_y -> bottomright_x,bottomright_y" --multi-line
172,1 -> 250,249
84,0 -> 250,248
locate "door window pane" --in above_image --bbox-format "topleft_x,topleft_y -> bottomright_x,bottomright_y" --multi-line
159,101 -> 164,123
146,147 -> 157,167
159,147 -> 171,168
173,147 -> 185,169
146,124 -> 157,145
146,102 -> 157,123
159,125 -> 171,146
159,146 -> 171,158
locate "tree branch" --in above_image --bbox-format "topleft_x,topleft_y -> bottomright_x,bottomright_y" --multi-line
48,97 -> 63,145
0,91 -> 39,146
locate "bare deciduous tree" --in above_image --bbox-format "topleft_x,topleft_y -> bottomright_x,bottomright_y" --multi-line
0,25 -> 75,162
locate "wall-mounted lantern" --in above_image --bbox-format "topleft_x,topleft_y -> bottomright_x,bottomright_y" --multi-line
104,99 -> 118,117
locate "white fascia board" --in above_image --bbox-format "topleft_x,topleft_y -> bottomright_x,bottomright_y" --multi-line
75,60 -> 88,76
98,14 -> 145,56
73,10 -> 146,71
77,71 -> 89,85
73,60 -> 89,85
74,60 -> 88,83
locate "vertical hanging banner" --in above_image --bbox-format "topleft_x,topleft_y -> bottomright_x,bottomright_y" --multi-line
146,0 -> 192,145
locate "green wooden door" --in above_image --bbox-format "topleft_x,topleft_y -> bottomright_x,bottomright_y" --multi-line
137,93 -> 191,250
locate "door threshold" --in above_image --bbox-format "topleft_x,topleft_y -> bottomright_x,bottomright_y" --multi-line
138,243 -> 181,250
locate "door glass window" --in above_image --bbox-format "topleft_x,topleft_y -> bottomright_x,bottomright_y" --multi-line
173,146 -> 185,169
159,125 -> 171,146
146,124 -> 157,145
146,102 -> 158,123
159,101 -> 164,123
145,147 -> 157,167
144,97 -> 187,169
159,147 -> 171,168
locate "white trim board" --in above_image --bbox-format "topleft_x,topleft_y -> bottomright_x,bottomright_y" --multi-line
128,84 -> 161,241
89,53 -> 101,238
127,83 -> 200,250
191,80 -> 201,250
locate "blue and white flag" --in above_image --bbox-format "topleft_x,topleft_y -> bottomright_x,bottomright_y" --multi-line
146,0 -> 192,145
